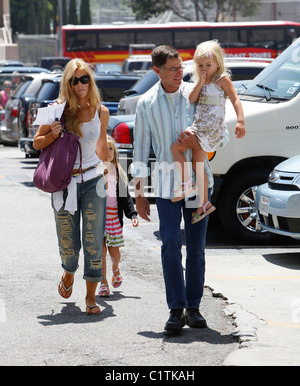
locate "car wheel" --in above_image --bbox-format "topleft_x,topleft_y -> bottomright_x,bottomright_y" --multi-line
218,169 -> 276,244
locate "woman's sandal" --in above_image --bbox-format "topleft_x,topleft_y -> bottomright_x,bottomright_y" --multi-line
191,201 -> 216,224
98,283 -> 110,297
111,268 -> 123,288
58,275 -> 74,299
172,180 -> 196,202
86,304 -> 101,315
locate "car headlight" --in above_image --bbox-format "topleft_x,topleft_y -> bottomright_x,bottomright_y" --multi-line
268,169 -> 280,183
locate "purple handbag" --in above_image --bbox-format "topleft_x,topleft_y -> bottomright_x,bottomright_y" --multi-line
33,118 -> 82,193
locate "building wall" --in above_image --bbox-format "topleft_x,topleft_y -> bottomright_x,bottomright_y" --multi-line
239,1 -> 300,23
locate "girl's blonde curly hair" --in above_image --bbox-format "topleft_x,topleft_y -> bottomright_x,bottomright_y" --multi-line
57,58 -> 101,137
192,40 -> 231,84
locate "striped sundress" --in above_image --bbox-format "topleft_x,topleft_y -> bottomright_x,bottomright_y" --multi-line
104,171 -> 125,248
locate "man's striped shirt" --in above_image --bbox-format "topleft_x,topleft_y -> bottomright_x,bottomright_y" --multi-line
133,81 -> 214,199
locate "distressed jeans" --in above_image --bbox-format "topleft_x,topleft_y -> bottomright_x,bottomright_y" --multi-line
156,189 -> 211,310
52,176 -> 106,283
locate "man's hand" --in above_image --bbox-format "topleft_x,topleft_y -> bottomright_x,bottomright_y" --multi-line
135,196 -> 151,222
177,130 -> 199,150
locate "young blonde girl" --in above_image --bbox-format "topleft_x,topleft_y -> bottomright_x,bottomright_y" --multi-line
171,40 -> 245,223
98,136 -> 139,297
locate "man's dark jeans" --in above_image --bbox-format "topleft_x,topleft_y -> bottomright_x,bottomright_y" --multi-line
156,189 -> 211,310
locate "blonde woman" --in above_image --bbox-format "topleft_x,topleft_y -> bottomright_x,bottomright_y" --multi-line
98,136 -> 138,297
33,58 -> 109,315
171,40 -> 245,222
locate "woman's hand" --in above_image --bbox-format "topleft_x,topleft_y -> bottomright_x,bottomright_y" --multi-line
50,119 -> 63,140
33,120 -> 63,150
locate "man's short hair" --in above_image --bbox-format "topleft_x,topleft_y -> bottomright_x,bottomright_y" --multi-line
151,45 -> 179,68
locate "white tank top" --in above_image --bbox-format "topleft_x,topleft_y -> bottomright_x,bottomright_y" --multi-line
73,108 -> 102,169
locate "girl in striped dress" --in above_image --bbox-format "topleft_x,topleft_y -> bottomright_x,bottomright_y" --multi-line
98,136 -> 139,297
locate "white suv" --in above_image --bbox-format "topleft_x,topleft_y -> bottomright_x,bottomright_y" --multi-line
122,55 -> 153,74
210,38 -> 300,243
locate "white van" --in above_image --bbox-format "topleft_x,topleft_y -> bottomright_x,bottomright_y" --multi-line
211,37 -> 300,243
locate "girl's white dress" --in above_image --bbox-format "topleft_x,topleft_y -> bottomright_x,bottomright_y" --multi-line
188,75 -> 227,152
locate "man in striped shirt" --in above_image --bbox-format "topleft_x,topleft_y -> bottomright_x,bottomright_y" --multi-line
133,46 -> 213,333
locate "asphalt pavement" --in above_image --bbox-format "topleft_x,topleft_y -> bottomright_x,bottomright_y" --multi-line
1,146 -> 300,367
0,147 -> 238,367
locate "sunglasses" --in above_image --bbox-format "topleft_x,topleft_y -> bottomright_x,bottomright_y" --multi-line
69,74 -> 91,86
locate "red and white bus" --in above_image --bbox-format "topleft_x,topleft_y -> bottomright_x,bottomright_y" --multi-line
62,20 -> 300,64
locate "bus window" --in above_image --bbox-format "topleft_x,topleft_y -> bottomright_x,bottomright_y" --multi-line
174,29 -> 210,49
249,28 -> 285,50
66,31 -> 97,51
137,30 -> 172,46
285,28 -> 298,50
212,28 -> 247,48
98,31 -> 135,51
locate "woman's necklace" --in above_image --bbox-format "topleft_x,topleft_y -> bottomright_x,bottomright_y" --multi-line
76,101 -> 91,109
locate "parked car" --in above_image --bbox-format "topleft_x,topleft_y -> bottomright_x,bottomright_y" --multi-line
122,55 -> 152,74
19,74 -> 63,139
118,58 -> 271,115
108,38 -> 300,243
95,63 -> 122,74
96,73 -> 141,114
0,66 -> 50,74
256,155 -> 300,240
0,60 -> 24,67
0,74 -> 37,144
20,73 -> 141,157
39,57 -> 70,72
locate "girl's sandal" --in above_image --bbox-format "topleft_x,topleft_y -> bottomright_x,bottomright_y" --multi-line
191,201 -> 216,224
98,283 -> 110,297
86,305 -> 101,315
112,268 -> 123,288
58,275 -> 74,299
172,180 -> 196,202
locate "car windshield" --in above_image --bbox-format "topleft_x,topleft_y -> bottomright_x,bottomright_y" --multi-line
239,37 -> 300,101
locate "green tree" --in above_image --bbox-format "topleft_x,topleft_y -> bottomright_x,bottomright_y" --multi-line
11,0 -> 53,35
69,0 -> 78,24
63,0 -> 68,24
28,0 -> 37,34
126,0 -> 261,22
52,0 -> 58,33
80,0 -> 91,24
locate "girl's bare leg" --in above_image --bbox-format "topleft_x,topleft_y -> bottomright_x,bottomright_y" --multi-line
109,246 -> 123,288
108,246 -> 121,271
171,141 -> 190,184
192,145 -> 207,210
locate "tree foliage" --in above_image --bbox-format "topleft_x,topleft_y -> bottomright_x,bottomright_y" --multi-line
126,0 -> 261,22
80,0 -> 91,24
10,0 -> 91,35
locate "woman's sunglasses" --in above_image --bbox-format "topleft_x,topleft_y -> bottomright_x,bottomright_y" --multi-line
69,74 -> 91,86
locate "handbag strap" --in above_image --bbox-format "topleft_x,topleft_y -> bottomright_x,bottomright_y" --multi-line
60,112 -> 83,183
77,142 -> 83,183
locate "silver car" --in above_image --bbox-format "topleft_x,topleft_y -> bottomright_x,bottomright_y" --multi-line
256,155 -> 300,240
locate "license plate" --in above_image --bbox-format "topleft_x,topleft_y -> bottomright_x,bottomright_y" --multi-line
259,195 -> 270,217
